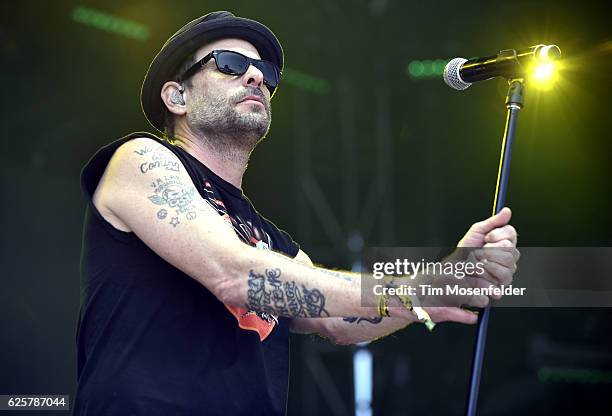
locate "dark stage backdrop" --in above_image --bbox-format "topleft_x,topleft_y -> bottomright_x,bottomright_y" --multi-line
1,1 -> 611,414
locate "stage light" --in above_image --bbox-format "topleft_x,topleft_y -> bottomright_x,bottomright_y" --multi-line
434,59 -> 447,75
422,60 -> 434,76
407,61 -> 425,78
529,62 -> 559,90
407,59 -> 450,79
533,63 -> 554,80
538,367 -> 612,384
282,68 -> 331,94
71,6 -> 149,41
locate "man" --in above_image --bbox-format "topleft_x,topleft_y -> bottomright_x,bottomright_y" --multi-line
74,11 -> 518,415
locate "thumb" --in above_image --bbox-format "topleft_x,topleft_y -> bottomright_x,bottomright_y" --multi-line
471,207 -> 512,234
432,307 -> 479,325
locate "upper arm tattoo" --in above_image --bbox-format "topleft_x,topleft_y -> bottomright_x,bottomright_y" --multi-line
138,147 -> 180,174
133,143 -> 198,228
147,175 -> 198,227
246,268 -> 330,318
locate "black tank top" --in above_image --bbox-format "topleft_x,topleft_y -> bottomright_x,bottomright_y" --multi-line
74,132 -> 299,415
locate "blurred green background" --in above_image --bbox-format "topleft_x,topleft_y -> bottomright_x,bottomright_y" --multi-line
1,0 -> 611,414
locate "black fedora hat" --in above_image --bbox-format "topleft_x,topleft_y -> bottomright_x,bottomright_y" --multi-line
141,11 -> 283,133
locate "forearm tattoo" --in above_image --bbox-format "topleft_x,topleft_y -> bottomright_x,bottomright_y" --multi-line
135,145 -> 198,227
268,250 -> 353,282
317,268 -> 353,282
343,316 -> 383,324
247,268 -> 330,318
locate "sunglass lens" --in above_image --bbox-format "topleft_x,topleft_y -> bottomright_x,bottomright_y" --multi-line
253,61 -> 280,88
216,51 -> 248,75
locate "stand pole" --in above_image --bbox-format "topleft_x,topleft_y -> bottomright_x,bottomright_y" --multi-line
465,79 -> 524,416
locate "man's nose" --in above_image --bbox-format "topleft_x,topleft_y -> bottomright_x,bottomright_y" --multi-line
241,64 -> 264,89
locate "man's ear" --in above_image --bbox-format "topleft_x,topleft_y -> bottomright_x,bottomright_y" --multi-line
161,81 -> 187,116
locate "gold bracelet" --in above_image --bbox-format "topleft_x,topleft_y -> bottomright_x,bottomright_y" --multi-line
385,273 -> 435,331
377,292 -> 390,317
377,275 -> 434,329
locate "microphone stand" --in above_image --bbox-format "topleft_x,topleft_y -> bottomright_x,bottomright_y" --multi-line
465,79 -> 524,416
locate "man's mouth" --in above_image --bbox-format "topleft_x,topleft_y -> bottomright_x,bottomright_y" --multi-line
238,95 -> 265,106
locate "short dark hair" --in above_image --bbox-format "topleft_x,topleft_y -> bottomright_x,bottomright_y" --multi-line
162,53 -> 198,142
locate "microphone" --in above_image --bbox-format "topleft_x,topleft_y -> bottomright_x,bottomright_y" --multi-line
443,44 -> 561,90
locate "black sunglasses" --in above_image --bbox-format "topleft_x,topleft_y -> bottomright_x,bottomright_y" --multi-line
178,49 -> 282,93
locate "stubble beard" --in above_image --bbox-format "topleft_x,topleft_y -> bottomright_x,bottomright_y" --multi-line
187,87 -> 272,160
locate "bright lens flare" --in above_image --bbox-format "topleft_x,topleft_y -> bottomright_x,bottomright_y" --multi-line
529,62 -> 559,90
534,63 -> 554,79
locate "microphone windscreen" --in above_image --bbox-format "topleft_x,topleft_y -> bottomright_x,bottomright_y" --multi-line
443,58 -> 471,91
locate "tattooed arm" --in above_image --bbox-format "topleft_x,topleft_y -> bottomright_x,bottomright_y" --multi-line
93,137 -> 415,321
289,250 -> 415,345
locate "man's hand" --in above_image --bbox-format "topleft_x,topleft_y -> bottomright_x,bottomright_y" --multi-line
414,207 -> 520,325
458,207 -> 517,248
460,207 -> 520,297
